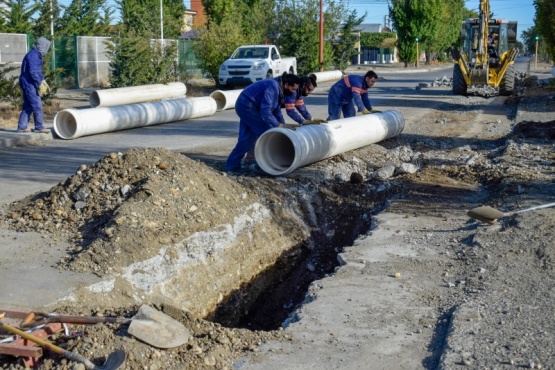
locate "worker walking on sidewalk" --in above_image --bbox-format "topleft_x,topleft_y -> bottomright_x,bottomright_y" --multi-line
226,72 -> 301,172
327,71 -> 378,121
17,37 -> 51,133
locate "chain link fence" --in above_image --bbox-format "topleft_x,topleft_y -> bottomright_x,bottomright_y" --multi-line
0,33 -> 201,88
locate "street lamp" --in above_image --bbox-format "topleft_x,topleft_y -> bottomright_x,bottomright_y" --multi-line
415,37 -> 419,68
535,35 -> 539,70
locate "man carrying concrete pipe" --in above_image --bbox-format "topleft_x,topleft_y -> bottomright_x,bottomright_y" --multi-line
225,72 -> 301,172
326,70 -> 380,121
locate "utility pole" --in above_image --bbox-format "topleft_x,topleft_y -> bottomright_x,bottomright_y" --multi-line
319,0 -> 324,71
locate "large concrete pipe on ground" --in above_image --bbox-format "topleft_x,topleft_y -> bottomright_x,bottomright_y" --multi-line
312,70 -> 343,83
54,97 -> 217,140
254,110 -> 405,176
210,89 -> 243,111
89,82 -> 187,108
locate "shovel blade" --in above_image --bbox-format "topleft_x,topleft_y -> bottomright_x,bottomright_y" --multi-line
127,305 -> 190,349
467,206 -> 505,224
95,349 -> 126,370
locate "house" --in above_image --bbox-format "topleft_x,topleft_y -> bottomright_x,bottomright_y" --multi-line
353,23 -> 397,64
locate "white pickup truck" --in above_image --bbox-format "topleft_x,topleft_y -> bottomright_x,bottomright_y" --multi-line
218,45 -> 297,87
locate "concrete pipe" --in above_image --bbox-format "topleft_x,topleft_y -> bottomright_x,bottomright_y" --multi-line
210,89 -> 243,111
89,82 -> 187,108
254,110 -> 405,176
54,97 -> 217,140
312,70 -> 343,83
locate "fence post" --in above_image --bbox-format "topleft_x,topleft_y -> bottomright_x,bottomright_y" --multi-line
73,34 -> 79,88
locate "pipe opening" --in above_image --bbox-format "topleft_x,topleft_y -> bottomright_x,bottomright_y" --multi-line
89,91 -> 101,108
210,91 -> 227,111
256,131 -> 296,174
54,110 -> 78,140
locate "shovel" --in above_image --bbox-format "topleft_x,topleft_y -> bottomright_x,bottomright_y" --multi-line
467,201 -> 555,224
20,305 -> 190,349
0,315 -> 125,370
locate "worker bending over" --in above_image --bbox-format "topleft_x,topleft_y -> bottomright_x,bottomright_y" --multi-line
327,70 -> 379,121
226,72 -> 301,172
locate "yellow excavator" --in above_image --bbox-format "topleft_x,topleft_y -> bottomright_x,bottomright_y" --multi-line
451,0 -> 518,95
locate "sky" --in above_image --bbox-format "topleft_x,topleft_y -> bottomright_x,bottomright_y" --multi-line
348,0 -> 535,40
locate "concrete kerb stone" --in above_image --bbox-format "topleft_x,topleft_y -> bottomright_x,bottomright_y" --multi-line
0,129 -> 53,148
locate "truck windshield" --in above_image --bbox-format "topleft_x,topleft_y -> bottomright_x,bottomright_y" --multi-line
231,47 -> 269,59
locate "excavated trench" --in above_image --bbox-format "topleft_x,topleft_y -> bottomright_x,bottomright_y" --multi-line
209,179 -> 402,331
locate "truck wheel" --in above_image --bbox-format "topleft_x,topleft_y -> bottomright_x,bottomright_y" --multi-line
499,64 -> 515,96
452,64 -> 467,96
266,71 -> 273,79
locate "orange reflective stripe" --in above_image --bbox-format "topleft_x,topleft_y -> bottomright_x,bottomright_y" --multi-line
343,75 -> 351,88
352,87 -> 367,94
284,103 -> 296,110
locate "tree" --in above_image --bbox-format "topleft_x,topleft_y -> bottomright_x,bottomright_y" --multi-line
57,0 -> 112,36
426,0 -> 465,62
192,15 -> 255,81
270,0 -> 346,74
389,0 -> 443,67
534,0 -> 555,62
0,0 -> 39,33
32,0 -> 62,37
332,10 -> 365,72
107,0 -> 183,87
521,26 -> 539,55
201,0 -> 271,43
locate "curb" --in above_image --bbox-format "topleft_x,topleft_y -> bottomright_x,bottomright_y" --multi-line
0,130 -> 53,149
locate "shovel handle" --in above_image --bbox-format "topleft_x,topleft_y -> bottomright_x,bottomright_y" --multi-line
20,313 -> 131,328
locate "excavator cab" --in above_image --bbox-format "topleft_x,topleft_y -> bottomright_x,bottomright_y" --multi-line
452,12 -> 518,96
462,21 -> 514,68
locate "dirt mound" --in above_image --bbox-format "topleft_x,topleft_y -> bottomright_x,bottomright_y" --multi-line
5,148 -> 261,276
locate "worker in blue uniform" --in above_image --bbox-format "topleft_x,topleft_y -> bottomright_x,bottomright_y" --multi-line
327,70 -> 379,121
17,37 -> 52,133
226,72 -> 301,172
283,73 -> 318,124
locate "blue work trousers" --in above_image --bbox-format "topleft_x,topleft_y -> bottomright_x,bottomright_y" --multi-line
17,83 -> 44,131
327,85 -> 356,121
226,101 -> 276,171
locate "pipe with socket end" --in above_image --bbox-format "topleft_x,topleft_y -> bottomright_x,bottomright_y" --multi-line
54,97 -> 217,140
254,110 -> 405,176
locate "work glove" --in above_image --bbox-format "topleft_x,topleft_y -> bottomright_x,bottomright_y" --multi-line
38,80 -> 50,96
280,123 -> 299,131
362,109 -> 382,115
303,118 -> 327,125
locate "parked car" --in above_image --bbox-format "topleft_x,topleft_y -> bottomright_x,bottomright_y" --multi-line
218,45 -> 297,87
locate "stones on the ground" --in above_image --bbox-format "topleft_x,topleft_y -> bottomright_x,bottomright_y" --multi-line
74,201 -> 87,210
204,354 -> 217,366
396,163 -> 418,175
350,172 -> 364,184
373,163 -> 396,180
